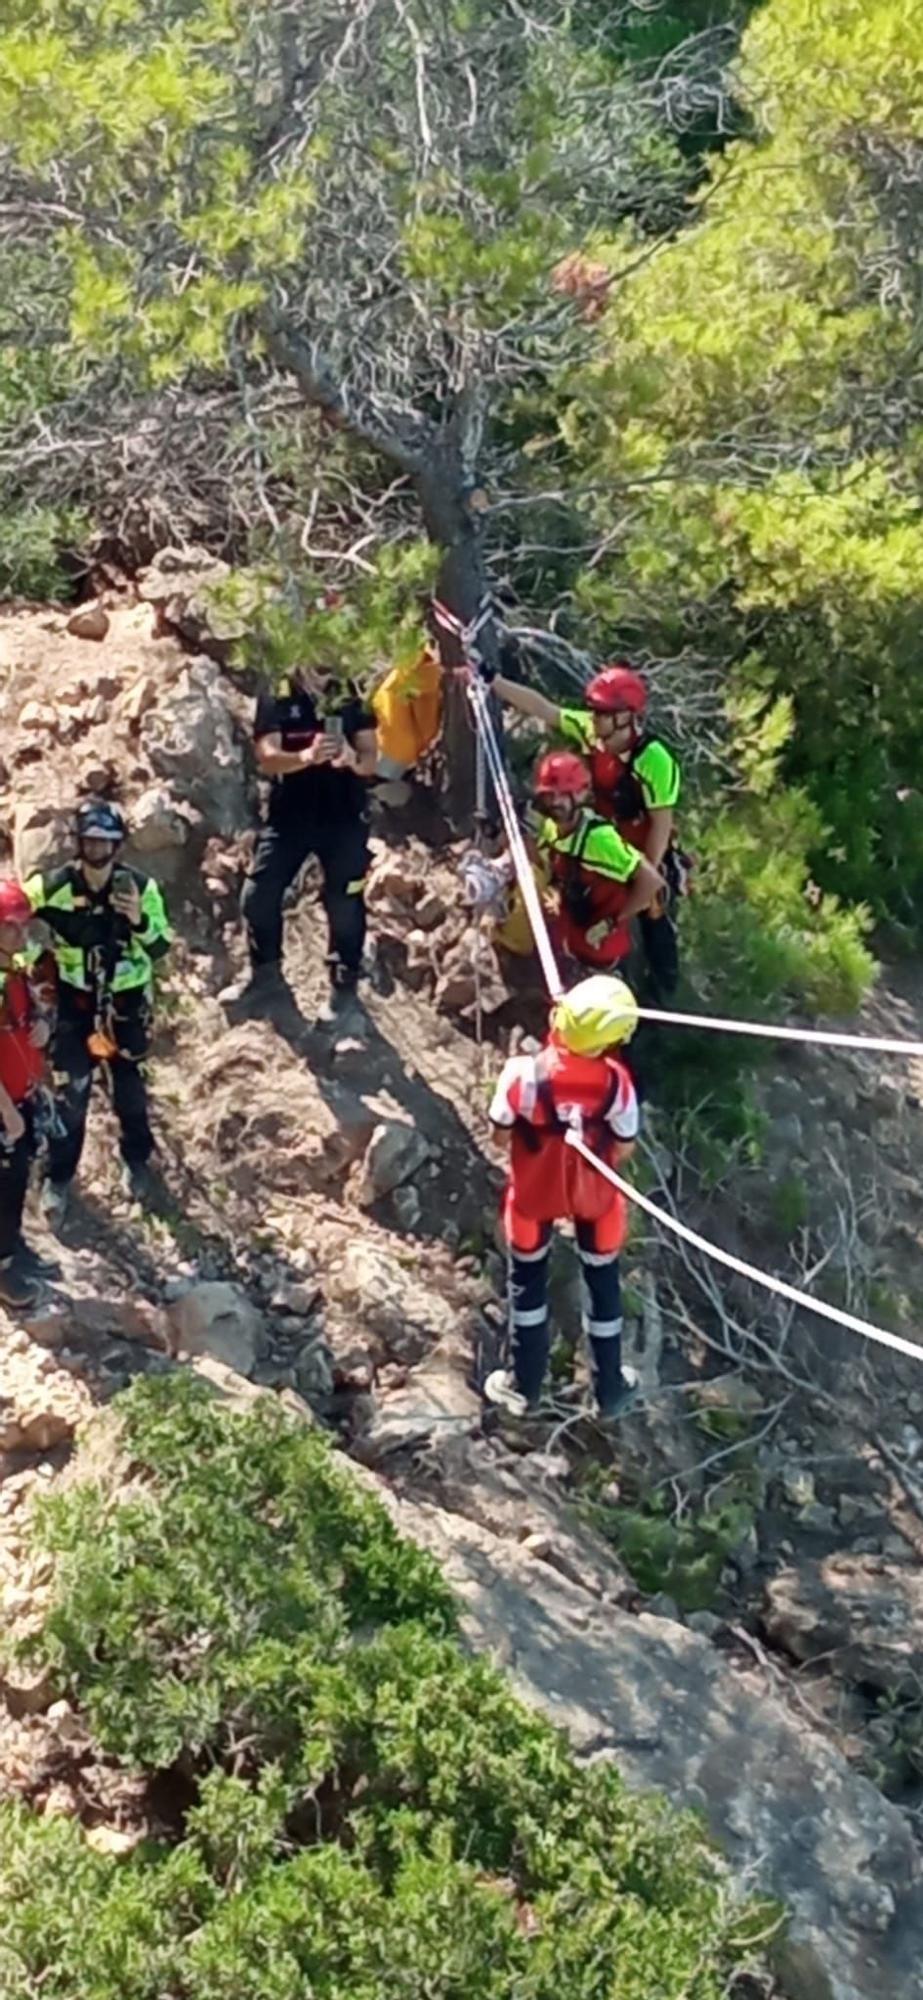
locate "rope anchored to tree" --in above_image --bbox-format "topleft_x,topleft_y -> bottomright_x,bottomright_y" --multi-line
466,675 -> 923,1368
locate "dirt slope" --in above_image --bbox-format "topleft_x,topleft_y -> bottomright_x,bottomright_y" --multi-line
2,587 -> 923,1999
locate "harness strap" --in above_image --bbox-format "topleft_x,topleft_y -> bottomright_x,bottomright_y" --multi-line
512,1058 -> 622,1154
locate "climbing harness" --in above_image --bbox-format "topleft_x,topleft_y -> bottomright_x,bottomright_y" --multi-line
468,678 -> 923,1367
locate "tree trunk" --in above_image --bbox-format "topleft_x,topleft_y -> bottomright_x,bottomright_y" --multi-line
415,385 -> 500,829
272,320 -> 499,831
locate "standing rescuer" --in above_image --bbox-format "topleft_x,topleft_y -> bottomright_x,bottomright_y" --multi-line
531,751 -> 662,973
485,975 -> 641,1419
222,667 -> 378,1019
0,880 -> 55,1311
24,800 -> 172,1225
494,658 -> 683,995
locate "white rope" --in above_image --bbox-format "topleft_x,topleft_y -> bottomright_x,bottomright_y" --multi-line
565,1132 -> 923,1367
637,1004 -> 923,1060
463,688 -> 922,1369
468,681 -> 923,1063
468,677 -> 564,999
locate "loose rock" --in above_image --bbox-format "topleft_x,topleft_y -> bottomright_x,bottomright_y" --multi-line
353,1117 -> 431,1207
168,1283 -> 267,1378
66,604 -> 110,642
765,1555 -> 923,1696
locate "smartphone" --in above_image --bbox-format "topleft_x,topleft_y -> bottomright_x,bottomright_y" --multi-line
321,714 -> 344,742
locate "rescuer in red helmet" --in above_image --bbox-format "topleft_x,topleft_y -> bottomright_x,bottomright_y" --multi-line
493,654 -> 683,996
530,749 -> 661,973
0,879 -> 56,1312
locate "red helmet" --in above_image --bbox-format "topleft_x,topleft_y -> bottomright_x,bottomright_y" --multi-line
585,663 -> 647,716
533,750 -> 592,800
0,879 -> 32,926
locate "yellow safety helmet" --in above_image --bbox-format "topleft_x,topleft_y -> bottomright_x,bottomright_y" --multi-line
550,975 -> 638,1055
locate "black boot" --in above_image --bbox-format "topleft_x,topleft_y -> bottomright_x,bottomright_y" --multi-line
218,963 -> 289,1011
13,1238 -> 61,1280
316,963 -> 362,1029
0,1257 -> 39,1313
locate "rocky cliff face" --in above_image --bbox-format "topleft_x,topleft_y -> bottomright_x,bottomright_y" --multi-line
2,581 -> 923,2000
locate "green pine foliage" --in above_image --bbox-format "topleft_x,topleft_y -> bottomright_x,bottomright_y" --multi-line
562,0 -> 923,931
0,1375 -> 777,1999
212,541 -> 440,692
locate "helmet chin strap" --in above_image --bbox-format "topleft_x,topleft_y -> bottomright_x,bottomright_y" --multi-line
79,847 -> 119,886
596,711 -> 636,747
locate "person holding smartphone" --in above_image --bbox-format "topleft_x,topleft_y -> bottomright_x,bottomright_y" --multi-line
24,799 -> 172,1224
222,667 -> 378,1020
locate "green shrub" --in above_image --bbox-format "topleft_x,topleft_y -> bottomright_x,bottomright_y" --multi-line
21,1377 -> 454,1769
585,1484 -> 756,1612
0,1375 -> 777,1999
682,790 -> 875,1022
0,504 -> 88,599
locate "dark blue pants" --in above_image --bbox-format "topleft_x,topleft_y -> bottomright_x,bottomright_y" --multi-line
510,1221 -> 623,1405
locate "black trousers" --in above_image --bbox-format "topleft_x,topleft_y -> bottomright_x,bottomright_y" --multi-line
48,996 -> 154,1187
0,1100 -> 36,1262
638,907 -> 679,1000
242,817 -> 370,976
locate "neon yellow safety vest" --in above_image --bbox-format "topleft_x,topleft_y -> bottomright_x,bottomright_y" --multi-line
23,866 -> 172,995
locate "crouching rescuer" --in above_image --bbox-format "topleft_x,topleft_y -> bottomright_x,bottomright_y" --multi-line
531,751 -> 661,974
494,657 -> 684,997
24,800 -> 172,1223
485,976 -> 641,1420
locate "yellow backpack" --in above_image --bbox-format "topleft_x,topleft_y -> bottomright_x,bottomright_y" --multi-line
372,647 -> 442,770
493,856 -> 552,956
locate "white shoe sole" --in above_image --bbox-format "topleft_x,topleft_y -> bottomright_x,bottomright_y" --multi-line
484,1370 -> 532,1418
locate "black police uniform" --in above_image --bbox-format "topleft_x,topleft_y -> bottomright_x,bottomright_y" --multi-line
242,682 -> 375,984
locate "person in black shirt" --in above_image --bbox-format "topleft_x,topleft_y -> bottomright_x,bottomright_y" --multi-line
221,670 -> 378,1017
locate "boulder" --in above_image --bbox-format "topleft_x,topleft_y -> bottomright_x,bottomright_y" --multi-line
416,891 -> 448,929
0,1373 -> 90,1452
66,604 -> 110,642
269,1279 -> 321,1317
77,756 -> 119,796
366,855 -> 424,906
353,1116 -> 431,1207
137,546 -> 244,656
198,1028 -> 376,1197
18,701 -> 58,732
13,801 -> 71,879
374,778 -> 413,808
127,785 -> 195,855
354,1356 -> 480,1462
143,658 -> 246,836
112,674 -> 158,727
435,936 -> 509,1017
167,1283 -> 267,1378
56,1294 -> 169,1352
778,1465 -> 816,1510
292,1337 -> 336,1404
379,1489 -> 923,2000
331,1240 -> 459,1363
764,1555 -> 923,1696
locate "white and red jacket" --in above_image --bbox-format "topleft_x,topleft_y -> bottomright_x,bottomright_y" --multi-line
489,1039 -> 638,1228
